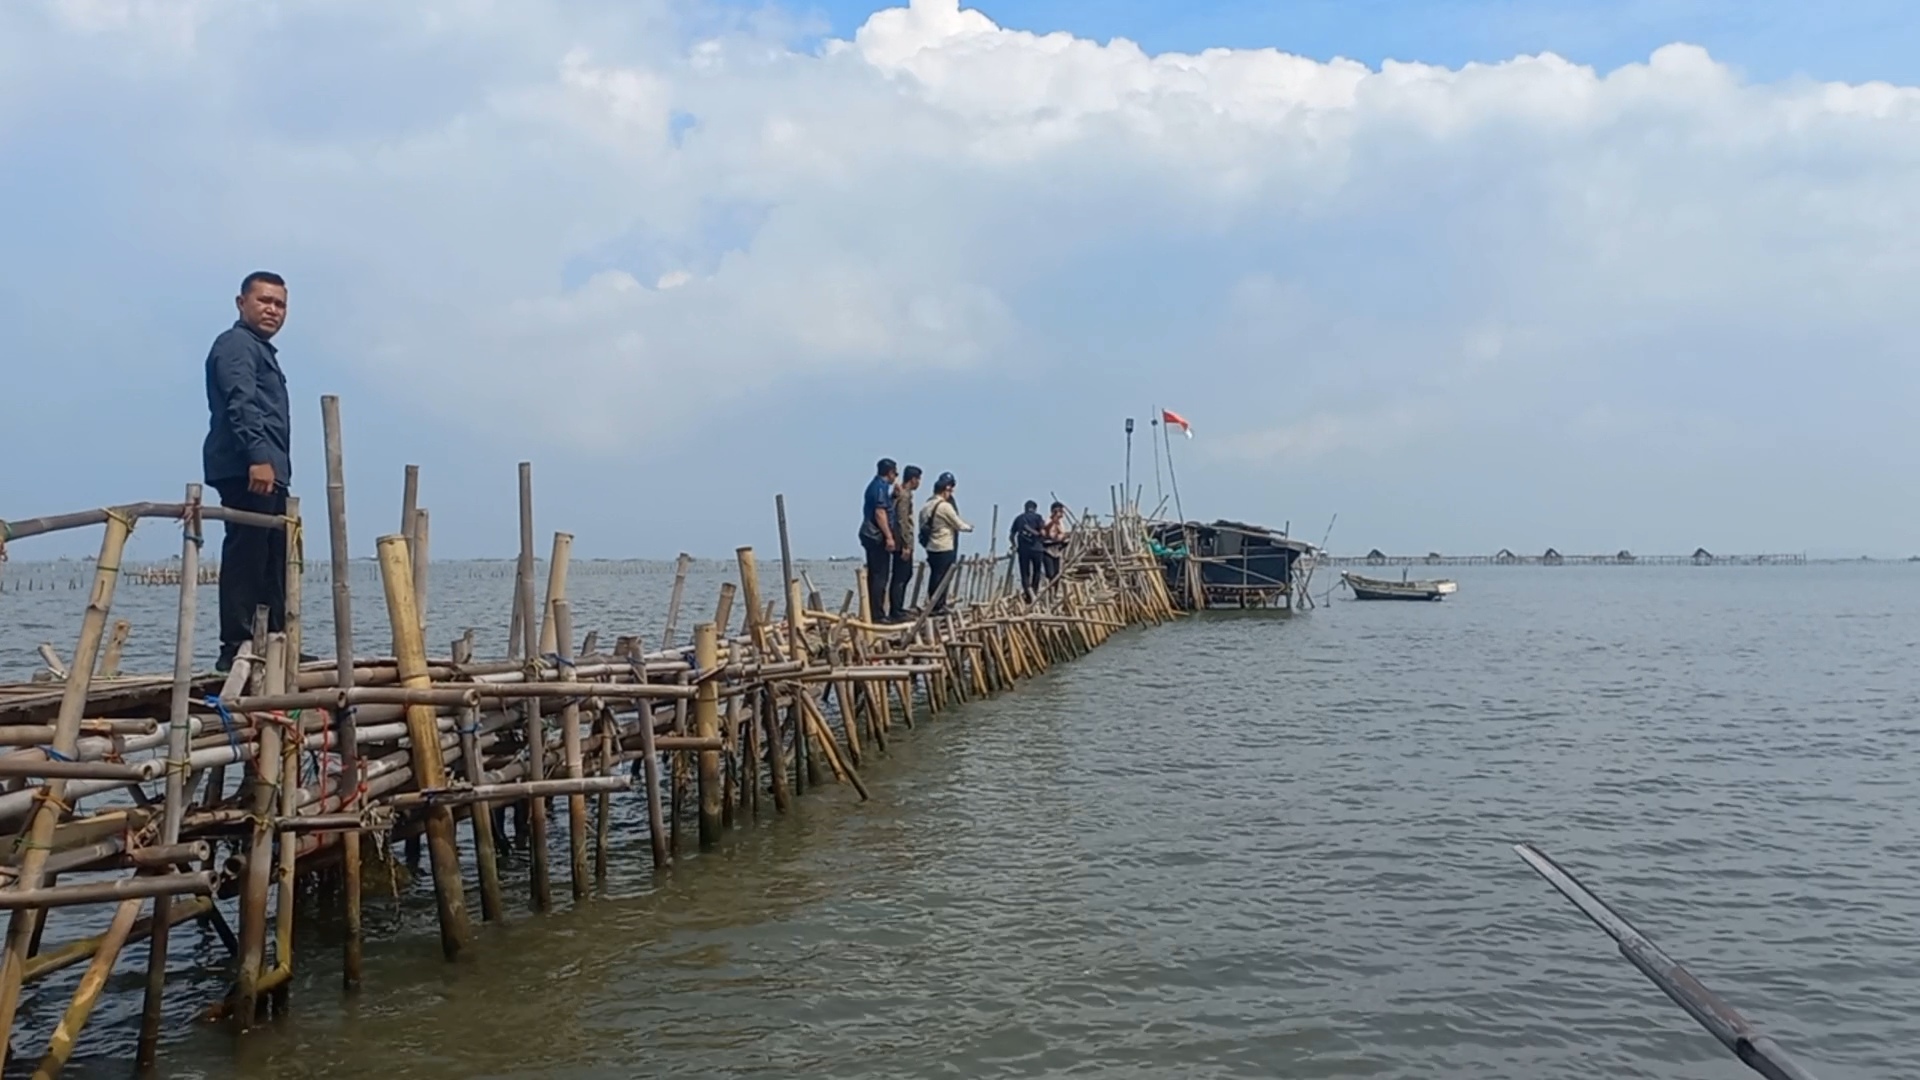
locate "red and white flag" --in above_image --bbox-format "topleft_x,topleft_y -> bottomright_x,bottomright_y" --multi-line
1162,409 -> 1193,438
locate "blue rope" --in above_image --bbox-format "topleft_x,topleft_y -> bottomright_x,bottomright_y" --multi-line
204,695 -> 243,757
44,747 -> 73,763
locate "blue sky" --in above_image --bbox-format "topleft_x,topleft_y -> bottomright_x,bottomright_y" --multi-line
3,0 -> 1919,564
798,0 -> 1920,84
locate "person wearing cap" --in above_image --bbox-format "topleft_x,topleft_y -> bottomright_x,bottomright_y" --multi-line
888,465 -> 923,621
918,472 -> 972,614
1011,500 -> 1046,600
858,458 -> 899,621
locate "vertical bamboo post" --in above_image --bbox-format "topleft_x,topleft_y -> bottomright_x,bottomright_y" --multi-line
554,598 -> 589,899
761,686 -> 790,811
234,633 -> 287,1032
410,507 -> 430,645
694,623 -> 722,848
459,699 -> 505,921
537,532 -> 572,658
516,463 -> 551,911
593,705 -> 614,881
97,620 -> 129,679
137,483 -> 202,1067
400,465 -> 419,544
320,396 -> 364,991
712,583 -> 735,640
0,510 -> 133,1071
663,553 -> 692,649
775,495 -> 799,660
632,672 -> 669,872
375,535 -> 472,958
270,682 -> 298,1014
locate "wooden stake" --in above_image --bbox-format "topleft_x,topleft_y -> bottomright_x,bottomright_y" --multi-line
320,396 -> 363,991
694,623 -> 722,848
137,483 -> 202,1067
515,464 -> 551,912
554,597 -> 589,899
375,535 -> 471,959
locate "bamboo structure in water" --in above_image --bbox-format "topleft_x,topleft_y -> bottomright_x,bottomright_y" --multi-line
0,393 -> 1180,1073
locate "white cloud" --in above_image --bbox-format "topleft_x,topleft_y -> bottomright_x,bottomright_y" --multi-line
9,0 -> 1920,463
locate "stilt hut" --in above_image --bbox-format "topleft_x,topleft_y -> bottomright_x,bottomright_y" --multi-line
1149,520 -> 1315,611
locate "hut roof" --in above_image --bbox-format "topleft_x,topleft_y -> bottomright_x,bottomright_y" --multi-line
1693,547 -> 1714,559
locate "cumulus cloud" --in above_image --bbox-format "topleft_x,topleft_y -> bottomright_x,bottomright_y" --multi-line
7,0 -> 1920,474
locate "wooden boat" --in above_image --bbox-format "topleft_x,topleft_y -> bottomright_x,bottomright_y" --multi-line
1341,569 -> 1457,601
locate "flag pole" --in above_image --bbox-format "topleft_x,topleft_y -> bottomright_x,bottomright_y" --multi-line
1162,411 -> 1185,523
1124,418 -> 1135,511
1151,405 -> 1166,515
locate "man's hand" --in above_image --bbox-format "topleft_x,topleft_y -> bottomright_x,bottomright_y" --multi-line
247,462 -> 275,495
885,536 -> 898,552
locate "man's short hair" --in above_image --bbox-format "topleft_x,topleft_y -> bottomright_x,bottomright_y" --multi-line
241,270 -> 286,297
876,458 -> 897,477
1050,502 -> 1066,512
1024,500 -> 1038,512
903,465 -> 923,483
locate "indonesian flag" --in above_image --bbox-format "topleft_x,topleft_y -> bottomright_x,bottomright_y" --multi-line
1162,409 -> 1193,438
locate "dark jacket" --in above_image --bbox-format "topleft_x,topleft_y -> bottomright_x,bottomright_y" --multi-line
203,321 -> 291,486
1011,510 -> 1045,553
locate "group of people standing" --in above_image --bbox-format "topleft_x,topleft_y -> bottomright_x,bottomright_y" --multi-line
858,459 -> 1068,624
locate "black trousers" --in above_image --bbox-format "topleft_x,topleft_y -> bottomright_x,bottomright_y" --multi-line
214,480 -> 288,663
862,536 -> 892,621
888,551 -> 914,620
1017,549 -> 1045,597
1044,552 -> 1062,580
926,549 -> 958,613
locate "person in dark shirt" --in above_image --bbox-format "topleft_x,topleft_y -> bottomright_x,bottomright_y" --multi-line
858,458 -> 899,622
204,271 -> 292,672
889,465 -> 923,622
1011,500 -> 1046,600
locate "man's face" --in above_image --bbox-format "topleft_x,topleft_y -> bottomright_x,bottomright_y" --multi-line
882,470 -> 898,485
237,282 -> 289,339
905,476 -> 921,491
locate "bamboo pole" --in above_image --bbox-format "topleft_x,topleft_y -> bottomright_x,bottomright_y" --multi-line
459,700 -> 505,921
137,482 -> 202,1067
375,534 -> 471,959
234,633 -> 287,1032
693,623 -> 721,849
319,397 -> 365,992
663,553 -> 692,649
516,463 -> 550,912
554,598 -> 589,899
0,509 -> 134,1072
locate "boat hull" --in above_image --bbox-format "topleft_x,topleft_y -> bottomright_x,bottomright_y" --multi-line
1341,571 -> 1457,601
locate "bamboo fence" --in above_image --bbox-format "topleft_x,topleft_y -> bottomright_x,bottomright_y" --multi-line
0,394 -> 1180,1075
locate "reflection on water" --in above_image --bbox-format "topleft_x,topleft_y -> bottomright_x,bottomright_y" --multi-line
7,562 -> 1918,1078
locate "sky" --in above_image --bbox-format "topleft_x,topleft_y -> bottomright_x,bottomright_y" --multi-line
3,0 -> 1919,562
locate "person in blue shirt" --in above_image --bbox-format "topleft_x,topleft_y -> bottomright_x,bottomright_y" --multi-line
203,271 -> 292,672
858,458 -> 899,621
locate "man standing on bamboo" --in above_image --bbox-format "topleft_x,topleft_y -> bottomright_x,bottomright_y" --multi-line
203,271 -> 292,673
859,458 -> 899,623
888,465 -> 922,622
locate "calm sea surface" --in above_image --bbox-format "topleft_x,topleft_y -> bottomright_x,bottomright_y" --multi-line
2,560 -> 1916,1079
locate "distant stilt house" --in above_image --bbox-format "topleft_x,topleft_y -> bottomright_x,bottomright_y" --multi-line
1542,547 -> 1564,566
1494,548 -> 1519,565
1616,549 -> 1635,564
1426,551 -> 1443,564
1692,547 -> 1715,565
1366,548 -> 1388,565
